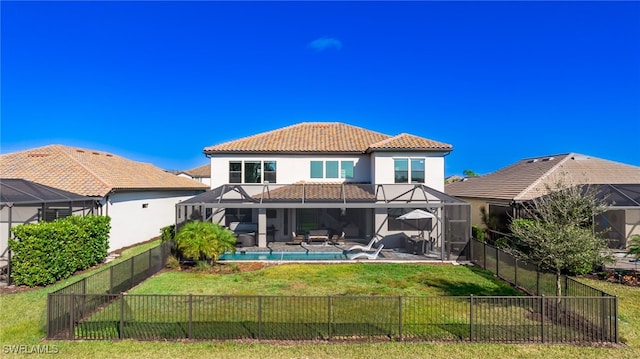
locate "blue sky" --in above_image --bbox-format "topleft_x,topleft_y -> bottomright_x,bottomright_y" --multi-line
2,1 -> 639,177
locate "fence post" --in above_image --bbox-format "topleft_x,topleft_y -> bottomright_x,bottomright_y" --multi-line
188,294 -> 193,339
69,293 -> 75,339
327,296 -> 332,341
469,295 -> 474,342
540,295 -> 545,343
46,293 -> 51,339
130,257 -> 135,288
483,241 -> 487,269
109,265 -> 114,294
80,278 -> 87,319
614,296 -> 619,344
258,296 -> 262,340
398,296 -> 403,341
119,294 -> 125,340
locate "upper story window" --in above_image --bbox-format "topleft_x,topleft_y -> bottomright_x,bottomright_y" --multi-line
229,160 -> 277,184
394,158 -> 425,183
310,160 -> 354,180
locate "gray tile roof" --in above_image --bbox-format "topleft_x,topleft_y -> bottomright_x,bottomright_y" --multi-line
445,153 -> 640,201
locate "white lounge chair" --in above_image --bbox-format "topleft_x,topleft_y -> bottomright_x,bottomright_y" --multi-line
346,237 -> 378,252
349,244 -> 384,260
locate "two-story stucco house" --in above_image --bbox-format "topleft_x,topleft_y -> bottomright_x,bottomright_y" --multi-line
177,163 -> 212,187
177,122 -> 470,260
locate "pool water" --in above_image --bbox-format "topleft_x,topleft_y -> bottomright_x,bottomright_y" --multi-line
220,251 -> 348,261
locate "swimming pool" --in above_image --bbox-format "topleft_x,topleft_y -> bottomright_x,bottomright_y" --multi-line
219,251 -> 348,261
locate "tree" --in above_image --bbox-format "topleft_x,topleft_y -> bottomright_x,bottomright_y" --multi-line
508,177 -> 611,297
175,221 -> 236,265
462,169 -> 479,177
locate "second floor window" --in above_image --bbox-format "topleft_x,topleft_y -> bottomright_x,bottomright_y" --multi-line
394,158 -> 425,183
310,160 -> 354,179
229,160 -> 277,184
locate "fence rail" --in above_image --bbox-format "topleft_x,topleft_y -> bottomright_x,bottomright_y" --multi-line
470,238 -> 613,298
46,239 -> 618,343
47,241 -> 170,338
47,293 -> 617,343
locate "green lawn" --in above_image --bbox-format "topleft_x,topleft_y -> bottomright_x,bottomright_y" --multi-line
129,263 -> 522,296
2,242 -> 640,358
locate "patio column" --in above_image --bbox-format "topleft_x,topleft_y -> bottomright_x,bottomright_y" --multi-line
257,208 -> 267,247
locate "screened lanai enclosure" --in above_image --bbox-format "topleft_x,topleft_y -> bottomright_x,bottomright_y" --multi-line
0,179 -> 100,284
176,183 -> 471,260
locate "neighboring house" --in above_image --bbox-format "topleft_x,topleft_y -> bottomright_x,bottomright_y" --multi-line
0,145 -> 209,252
177,122 -> 470,259
177,163 -> 211,186
0,178 -> 98,283
445,153 -> 640,249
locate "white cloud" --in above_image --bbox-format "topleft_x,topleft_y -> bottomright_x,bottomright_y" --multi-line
308,37 -> 342,52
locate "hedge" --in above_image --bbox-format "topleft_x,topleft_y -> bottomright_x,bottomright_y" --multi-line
9,215 -> 111,287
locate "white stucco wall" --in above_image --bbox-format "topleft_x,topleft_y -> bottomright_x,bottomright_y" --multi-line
209,154 -> 371,188
104,190 -> 203,251
371,152 -> 446,191
177,173 -> 211,187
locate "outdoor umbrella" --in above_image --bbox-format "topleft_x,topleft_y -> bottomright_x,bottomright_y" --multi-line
398,209 -> 437,254
397,209 -> 436,238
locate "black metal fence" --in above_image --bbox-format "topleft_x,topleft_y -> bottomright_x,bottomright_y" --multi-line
46,239 -> 618,343
470,238 -> 613,297
469,238 -> 618,343
48,293 -> 617,343
47,241 -> 170,338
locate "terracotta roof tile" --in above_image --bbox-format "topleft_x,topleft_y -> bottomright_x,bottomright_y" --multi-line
1,145 -> 209,197
181,164 -> 211,178
254,183 -> 375,201
368,133 -> 452,151
204,122 -> 451,154
445,153 -> 640,201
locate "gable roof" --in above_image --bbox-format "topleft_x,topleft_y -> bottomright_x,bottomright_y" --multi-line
0,145 -> 209,197
203,122 -> 452,154
179,163 -> 211,178
445,153 -> 640,201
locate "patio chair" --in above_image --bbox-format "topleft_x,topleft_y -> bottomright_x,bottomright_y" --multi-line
330,231 -> 346,245
348,244 -> 384,260
286,231 -> 306,245
346,237 -> 378,252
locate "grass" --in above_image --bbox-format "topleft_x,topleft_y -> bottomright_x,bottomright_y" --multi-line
129,263 -> 522,296
2,240 -> 640,358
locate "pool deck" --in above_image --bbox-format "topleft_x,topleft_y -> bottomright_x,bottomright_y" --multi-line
230,240 -> 458,263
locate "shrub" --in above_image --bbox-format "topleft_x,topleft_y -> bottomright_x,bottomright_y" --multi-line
174,221 -> 236,265
166,255 -> 181,270
161,225 -> 175,243
9,215 -> 111,287
472,225 -> 485,242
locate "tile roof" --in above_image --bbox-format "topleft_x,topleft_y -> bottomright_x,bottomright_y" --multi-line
253,183 -> 376,201
368,133 -> 452,151
203,122 -> 452,154
181,163 -> 211,178
0,145 -> 209,197
445,153 -> 640,201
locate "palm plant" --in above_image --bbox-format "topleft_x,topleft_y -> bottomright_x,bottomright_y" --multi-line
175,221 -> 236,265
626,234 -> 640,261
